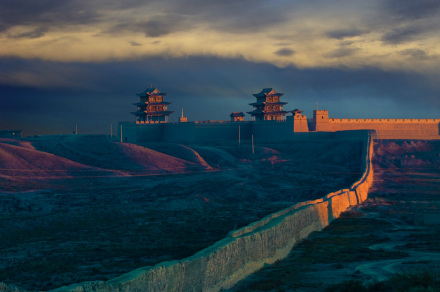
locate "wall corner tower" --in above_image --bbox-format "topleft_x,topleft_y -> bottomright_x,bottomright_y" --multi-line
313,110 -> 332,131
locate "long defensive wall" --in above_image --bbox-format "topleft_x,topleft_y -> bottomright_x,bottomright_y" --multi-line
118,109 -> 439,144
312,110 -> 440,140
52,130 -> 374,292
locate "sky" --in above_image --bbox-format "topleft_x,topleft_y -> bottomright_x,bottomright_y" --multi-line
1,0 -> 440,136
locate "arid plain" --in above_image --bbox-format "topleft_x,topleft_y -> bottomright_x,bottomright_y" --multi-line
0,135 -> 364,291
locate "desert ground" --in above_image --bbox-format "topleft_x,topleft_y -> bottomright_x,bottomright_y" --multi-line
231,140 -> 440,291
0,135 -> 364,291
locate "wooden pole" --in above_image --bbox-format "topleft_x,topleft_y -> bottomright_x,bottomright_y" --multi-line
252,134 -> 254,154
76,124 -> 78,135
238,125 -> 241,146
110,123 -> 113,137
120,124 -> 122,143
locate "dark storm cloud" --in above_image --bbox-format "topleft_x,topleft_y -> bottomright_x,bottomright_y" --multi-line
141,17 -> 187,37
383,0 -> 440,21
107,14 -> 189,37
9,26 -> 49,39
0,0 -> 99,32
326,28 -> 365,40
129,41 -> 141,46
274,48 -> 295,57
109,0 -> 289,37
2,56 -> 439,136
399,48 -> 436,60
166,0 -> 289,33
324,47 -> 359,58
381,25 -> 425,44
324,39 -> 359,59
0,0 -> 290,38
377,0 -> 440,44
0,0 -> 160,37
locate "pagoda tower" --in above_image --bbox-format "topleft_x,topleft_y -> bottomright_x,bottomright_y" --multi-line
247,88 -> 289,121
131,87 -> 174,123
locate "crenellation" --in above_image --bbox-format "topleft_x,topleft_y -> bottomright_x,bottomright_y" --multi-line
327,118 -> 439,124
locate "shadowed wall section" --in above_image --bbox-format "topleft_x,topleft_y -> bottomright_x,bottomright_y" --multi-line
52,131 -> 374,292
119,113 -> 439,144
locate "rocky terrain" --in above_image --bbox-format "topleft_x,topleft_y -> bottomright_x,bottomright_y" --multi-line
0,134 -> 364,291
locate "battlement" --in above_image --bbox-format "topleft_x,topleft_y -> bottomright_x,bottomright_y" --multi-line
126,104 -> 439,142
329,118 -> 440,123
136,120 -> 167,124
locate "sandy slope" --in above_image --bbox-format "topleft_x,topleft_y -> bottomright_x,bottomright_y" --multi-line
117,142 -> 207,173
0,142 -> 115,179
139,143 -> 212,169
0,135 -> 212,191
0,138 -> 35,150
28,135 -> 208,174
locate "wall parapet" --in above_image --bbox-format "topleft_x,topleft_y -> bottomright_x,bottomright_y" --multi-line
52,132 -> 374,292
330,118 -> 440,123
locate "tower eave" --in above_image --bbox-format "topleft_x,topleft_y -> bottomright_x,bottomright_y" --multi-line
136,89 -> 168,97
143,111 -> 175,115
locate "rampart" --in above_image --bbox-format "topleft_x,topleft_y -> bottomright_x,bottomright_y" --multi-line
119,117 -> 370,145
52,131 -> 374,292
120,114 -> 440,144
329,118 -> 440,140
310,110 -> 440,140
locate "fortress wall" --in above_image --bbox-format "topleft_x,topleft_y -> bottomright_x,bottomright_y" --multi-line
163,122 -> 197,143
53,131 -> 374,292
122,121 -> 335,144
330,118 -> 440,123
118,122 -> 164,143
252,120 -> 293,142
135,123 -> 164,143
122,122 -> 253,144
328,119 -> 440,139
118,122 -> 139,143
193,122 -> 252,143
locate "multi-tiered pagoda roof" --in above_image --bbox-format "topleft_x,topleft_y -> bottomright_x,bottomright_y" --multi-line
131,87 -> 174,123
247,88 -> 289,121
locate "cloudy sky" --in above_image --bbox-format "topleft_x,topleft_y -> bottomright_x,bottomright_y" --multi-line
1,0 -> 440,136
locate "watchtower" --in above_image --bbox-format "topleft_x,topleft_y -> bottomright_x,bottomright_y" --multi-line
292,109 -> 309,132
313,110 -> 332,131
